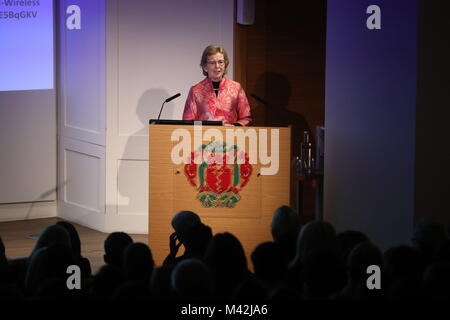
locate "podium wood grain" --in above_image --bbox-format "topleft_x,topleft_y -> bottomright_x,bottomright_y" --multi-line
149,124 -> 291,266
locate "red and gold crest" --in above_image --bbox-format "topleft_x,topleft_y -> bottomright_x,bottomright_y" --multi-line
184,142 -> 252,208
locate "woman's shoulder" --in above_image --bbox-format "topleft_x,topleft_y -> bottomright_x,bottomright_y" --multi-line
223,77 -> 242,87
192,78 -> 210,90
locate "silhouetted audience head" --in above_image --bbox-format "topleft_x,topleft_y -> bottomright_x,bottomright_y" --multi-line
103,232 -> 133,268
288,221 -> 344,299
251,242 -> 287,287
387,276 -> 424,300
337,230 -> 369,265
32,224 -> 71,255
56,221 -> 81,258
232,275 -> 267,300
182,222 -> 213,258
171,258 -> 213,300
0,236 -> 6,263
412,219 -> 448,264
171,211 -> 201,241
90,264 -> 125,300
434,239 -> 450,263
423,261 -> 450,299
111,281 -> 152,300
0,282 -> 23,300
291,220 -> 338,268
337,241 -> 384,300
271,206 -> 300,263
302,248 -> 346,300
347,241 -> 383,283
56,221 -> 92,278
0,236 -> 8,270
25,244 -> 74,296
0,236 -> 13,286
204,232 -> 249,299
383,245 -> 426,299
7,211 -> 450,301
383,245 -> 425,281
271,205 -> 300,242
163,215 -> 208,267
150,265 -> 175,300
123,242 -> 154,284
267,285 -> 302,301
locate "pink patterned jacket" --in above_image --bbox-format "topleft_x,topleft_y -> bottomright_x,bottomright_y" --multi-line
182,77 -> 252,126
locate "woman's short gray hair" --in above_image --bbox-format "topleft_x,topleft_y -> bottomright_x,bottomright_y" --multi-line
200,45 -> 229,77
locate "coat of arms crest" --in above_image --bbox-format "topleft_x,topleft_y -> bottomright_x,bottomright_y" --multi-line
184,141 -> 253,208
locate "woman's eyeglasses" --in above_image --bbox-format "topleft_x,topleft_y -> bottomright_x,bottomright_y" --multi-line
207,60 -> 225,67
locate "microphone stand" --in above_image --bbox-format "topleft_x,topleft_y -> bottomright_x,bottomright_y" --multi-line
156,93 -> 181,122
157,100 -> 166,122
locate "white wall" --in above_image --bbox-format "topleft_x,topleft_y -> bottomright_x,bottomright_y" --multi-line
0,202 -> 57,222
0,90 -> 57,205
58,0 -> 235,233
105,0 -> 234,233
0,16 -> 57,221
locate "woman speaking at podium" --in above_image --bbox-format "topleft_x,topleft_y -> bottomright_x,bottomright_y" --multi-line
182,45 -> 252,126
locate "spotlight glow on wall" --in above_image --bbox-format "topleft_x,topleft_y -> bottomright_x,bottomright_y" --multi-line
0,0 -> 54,91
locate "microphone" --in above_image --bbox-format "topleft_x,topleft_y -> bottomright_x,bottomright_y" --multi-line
157,93 -> 181,121
165,93 -> 181,103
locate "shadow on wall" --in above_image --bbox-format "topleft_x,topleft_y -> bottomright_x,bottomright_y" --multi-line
117,88 -> 176,216
250,72 -> 311,159
133,88 -> 178,136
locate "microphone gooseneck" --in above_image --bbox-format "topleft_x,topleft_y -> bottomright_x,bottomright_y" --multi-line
157,93 -> 181,121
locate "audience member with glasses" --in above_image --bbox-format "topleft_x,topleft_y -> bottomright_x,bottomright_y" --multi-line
182,45 -> 252,126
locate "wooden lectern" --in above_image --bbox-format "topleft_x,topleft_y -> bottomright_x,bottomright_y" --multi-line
148,123 -> 291,265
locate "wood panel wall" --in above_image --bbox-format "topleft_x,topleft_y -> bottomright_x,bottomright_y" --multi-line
234,0 -> 327,223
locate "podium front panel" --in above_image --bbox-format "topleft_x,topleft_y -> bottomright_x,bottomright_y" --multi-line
149,124 -> 291,266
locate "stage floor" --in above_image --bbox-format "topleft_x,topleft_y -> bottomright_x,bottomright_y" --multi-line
0,217 -> 148,274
